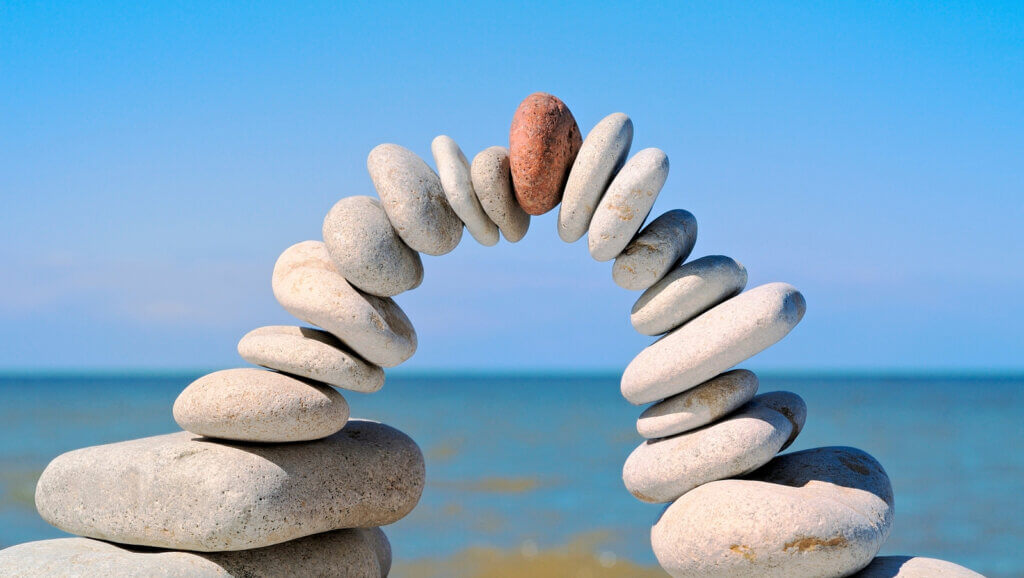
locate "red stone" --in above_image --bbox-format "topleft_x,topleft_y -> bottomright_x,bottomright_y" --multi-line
509,92 -> 582,215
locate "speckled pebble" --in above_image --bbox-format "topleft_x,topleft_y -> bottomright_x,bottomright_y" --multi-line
0,528 -> 391,577
613,209 -> 697,290
432,135 -> 499,246
631,255 -> 748,336
588,148 -> 669,262
558,112 -> 633,242
652,446 -> 894,578
622,282 -> 805,405
367,143 -> 463,255
35,420 -> 425,552
322,195 -> 423,297
471,146 -> 530,242
624,392 -> 805,503
238,326 -> 384,393
509,92 -> 582,215
173,368 -> 349,442
853,556 -> 984,577
637,369 -> 759,439
272,240 -> 416,367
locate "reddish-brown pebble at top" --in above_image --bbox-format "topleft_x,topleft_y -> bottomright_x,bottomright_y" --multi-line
509,92 -> 582,215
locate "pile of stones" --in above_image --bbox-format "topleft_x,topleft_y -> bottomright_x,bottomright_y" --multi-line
0,93 -> 983,577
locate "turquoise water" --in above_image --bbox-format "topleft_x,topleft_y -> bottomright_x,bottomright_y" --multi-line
0,372 -> 1020,577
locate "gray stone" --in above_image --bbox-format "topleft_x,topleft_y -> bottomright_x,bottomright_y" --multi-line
470,146 -> 530,242
613,209 -> 697,291
558,113 -> 633,242
853,556 -> 984,577
237,326 -> 384,393
35,420 -> 425,552
624,392 -> 805,503
631,255 -> 748,336
432,135 -> 500,246
367,143 -> 463,255
272,240 -> 416,367
0,528 -> 391,577
322,195 -> 423,297
652,447 -> 894,578
622,282 -> 805,405
637,369 -> 759,439
172,368 -> 349,443
588,148 -> 669,262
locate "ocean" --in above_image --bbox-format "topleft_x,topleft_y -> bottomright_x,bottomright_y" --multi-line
0,372 -> 1020,577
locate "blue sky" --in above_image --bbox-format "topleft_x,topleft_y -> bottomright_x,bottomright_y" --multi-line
1,1 -> 1021,372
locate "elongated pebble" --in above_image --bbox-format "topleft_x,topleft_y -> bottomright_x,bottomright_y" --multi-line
558,112 -> 633,242
588,148 -> 669,261
322,195 -> 423,297
613,209 -> 697,290
631,255 -> 747,335
623,392 -> 805,503
637,369 -> 759,439
272,241 -> 416,367
431,135 -> 499,246
173,368 -> 349,443
622,282 -> 805,405
509,92 -> 582,215
367,143 -> 463,255
238,326 -> 385,393
471,146 -> 530,242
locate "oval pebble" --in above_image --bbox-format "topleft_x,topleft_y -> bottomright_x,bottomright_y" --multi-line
588,148 -> 669,261
652,446 -> 894,578
272,241 -> 417,367
631,255 -> 748,336
431,135 -> 499,246
322,195 -> 423,297
367,143 -> 463,255
622,282 -> 805,405
637,369 -> 759,439
509,92 -> 582,215
558,112 -> 633,242
613,209 -> 697,291
471,146 -> 530,242
853,556 -> 984,578
173,368 -> 350,443
624,392 -> 805,503
237,326 -> 385,393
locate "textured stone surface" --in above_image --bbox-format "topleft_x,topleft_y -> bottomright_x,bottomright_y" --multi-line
588,148 -> 669,261
471,146 -> 530,242
367,143 -> 463,255
172,368 -> 349,442
35,420 -> 425,552
558,112 -> 633,242
432,135 -> 499,246
637,369 -> 759,439
509,92 -> 582,215
613,209 -> 697,291
272,240 -> 416,367
0,528 -> 391,577
652,446 -> 894,578
631,255 -> 748,336
622,282 -> 805,404
853,556 -> 984,577
322,195 -> 423,297
624,392 -> 805,503
237,325 -> 384,393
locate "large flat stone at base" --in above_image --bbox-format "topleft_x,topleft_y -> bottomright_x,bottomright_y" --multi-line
853,556 -> 984,577
35,420 -> 424,552
0,528 -> 390,577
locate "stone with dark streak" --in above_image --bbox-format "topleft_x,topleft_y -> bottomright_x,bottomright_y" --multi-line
509,93 -> 582,215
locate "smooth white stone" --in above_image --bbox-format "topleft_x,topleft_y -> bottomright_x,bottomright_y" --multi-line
367,143 -> 463,255
272,241 -> 416,367
432,135 -> 500,246
471,146 -> 530,242
588,148 -> 669,262
622,282 -> 805,405
853,556 -> 984,577
558,113 -> 633,242
631,255 -> 748,335
613,209 -> 697,290
637,369 -> 759,439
